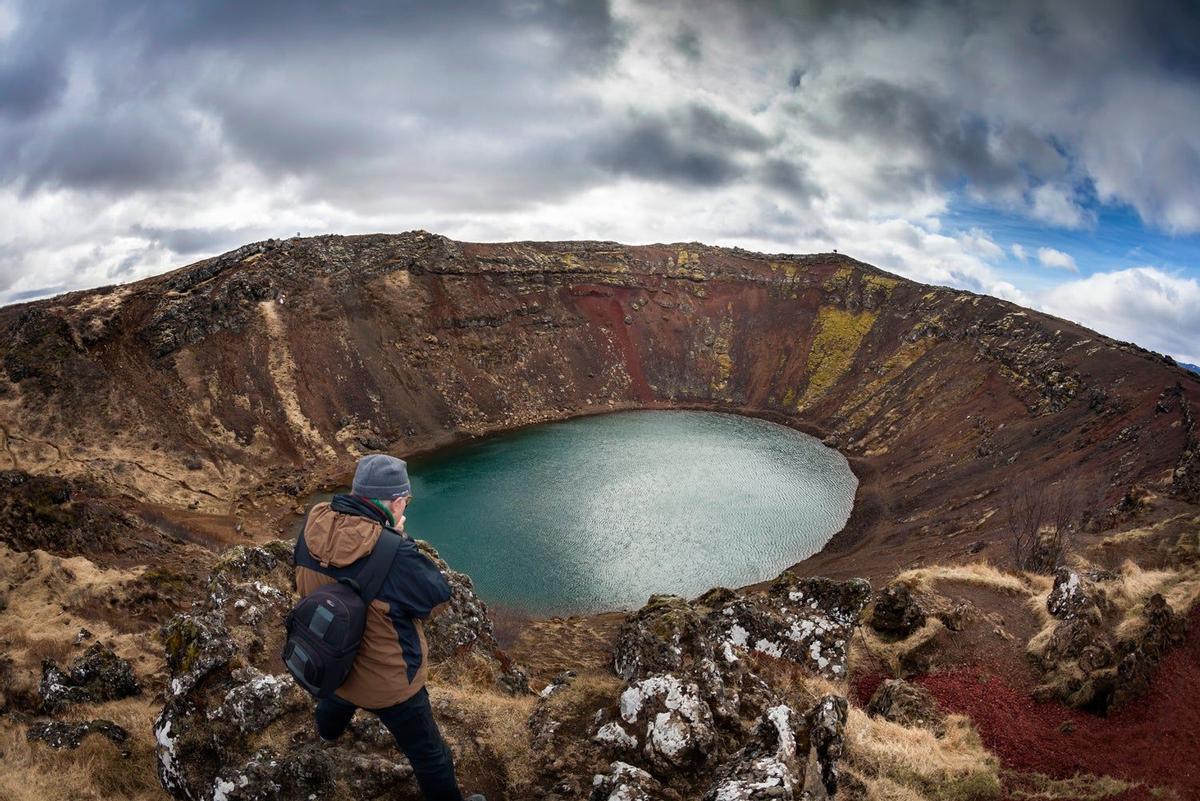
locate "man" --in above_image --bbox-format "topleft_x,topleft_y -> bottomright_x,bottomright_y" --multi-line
295,453 -> 483,801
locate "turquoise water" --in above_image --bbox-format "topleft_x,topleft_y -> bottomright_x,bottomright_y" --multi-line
398,411 -> 857,615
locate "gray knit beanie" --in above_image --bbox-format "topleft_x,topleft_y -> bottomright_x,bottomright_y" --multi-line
351,454 -> 412,499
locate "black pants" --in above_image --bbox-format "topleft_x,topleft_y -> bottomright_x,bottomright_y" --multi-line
315,686 -> 464,801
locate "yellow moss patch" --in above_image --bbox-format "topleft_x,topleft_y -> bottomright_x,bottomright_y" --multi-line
708,315 -> 736,393
863,273 -> 900,292
799,306 -> 878,406
676,249 -> 699,267
824,265 -> 855,288
839,339 -> 933,433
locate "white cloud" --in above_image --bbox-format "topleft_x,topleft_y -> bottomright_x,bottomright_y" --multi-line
1039,267 -> 1200,364
0,3 -> 17,41
1,0 -> 1198,389
1028,184 -> 1093,229
1036,247 -> 1079,272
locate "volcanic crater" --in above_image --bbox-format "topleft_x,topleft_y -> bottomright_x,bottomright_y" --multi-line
2,232 -> 1199,800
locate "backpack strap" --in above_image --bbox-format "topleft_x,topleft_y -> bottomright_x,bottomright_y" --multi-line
355,528 -> 402,605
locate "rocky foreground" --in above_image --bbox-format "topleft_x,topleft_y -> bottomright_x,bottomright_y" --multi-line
2,478 -> 1197,799
151,540 -> 873,801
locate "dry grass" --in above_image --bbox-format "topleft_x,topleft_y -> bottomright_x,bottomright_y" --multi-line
433,669 -> 621,796
851,619 -> 947,677
433,683 -> 540,793
1104,560 -> 1200,638
1001,770 -> 1137,800
1027,559 -> 1200,657
895,562 -> 1044,597
0,545 -> 164,715
0,697 -> 167,801
844,708 -> 1001,800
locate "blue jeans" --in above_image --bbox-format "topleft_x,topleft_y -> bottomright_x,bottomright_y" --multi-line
315,686 -> 464,801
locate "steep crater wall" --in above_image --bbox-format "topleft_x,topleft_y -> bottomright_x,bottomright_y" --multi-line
2,232 -> 1198,577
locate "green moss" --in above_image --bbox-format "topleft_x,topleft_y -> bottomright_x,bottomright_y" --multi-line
1002,770 -> 1137,800
887,767 -> 1002,801
140,567 -> 191,588
161,618 -> 203,674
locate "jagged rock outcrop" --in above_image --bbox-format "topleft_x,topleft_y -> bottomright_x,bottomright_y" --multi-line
1111,593 -> 1188,708
703,705 -> 806,800
869,584 -> 926,637
150,547 -> 871,801
27,718 -> 130,754
1033,579 -> 1189,712
39,641 -> 140,713
595,574 -> 869,799
153,539 -> 526,801
865,679 -> 944,733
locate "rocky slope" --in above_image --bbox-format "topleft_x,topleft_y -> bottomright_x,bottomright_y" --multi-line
3,233 -> 1200,800
2,232 -> 1198,577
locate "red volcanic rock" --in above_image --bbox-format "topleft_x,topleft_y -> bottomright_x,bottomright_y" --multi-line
3,233 -> 1196,581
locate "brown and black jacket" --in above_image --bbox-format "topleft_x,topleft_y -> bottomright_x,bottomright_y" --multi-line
295,494 -> 451,709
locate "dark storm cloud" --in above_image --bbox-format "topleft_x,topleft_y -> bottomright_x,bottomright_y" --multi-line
591,103 -> 805,194
826,79 -> 1066,192
0,0 -> 622,199
3,0 -> 1200,308
130,224 -> 264,256
0,51 -> 66,120
5,0 -> 1196,225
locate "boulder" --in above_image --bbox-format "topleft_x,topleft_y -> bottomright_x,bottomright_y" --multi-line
805,695 -> 848,798
614,594 -> 713,682
27,719 -> 129,754
711,575 -> 872,681
870,583 -> 926,637
866,679 -> 944,733
612,593 -> 741,725
618,674 -> 717,775
1046,568 -> 1100,621
39,642 -> 140,713
589,761 -> 672,801
1112,593 -> 1188,708
703,704 -> 805,800
1040,618 -> 1115,669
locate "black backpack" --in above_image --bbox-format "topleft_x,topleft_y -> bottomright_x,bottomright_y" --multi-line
284,528 -> 402,698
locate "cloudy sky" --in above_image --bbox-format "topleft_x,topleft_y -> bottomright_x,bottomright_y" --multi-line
2,1 -> 1199,363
